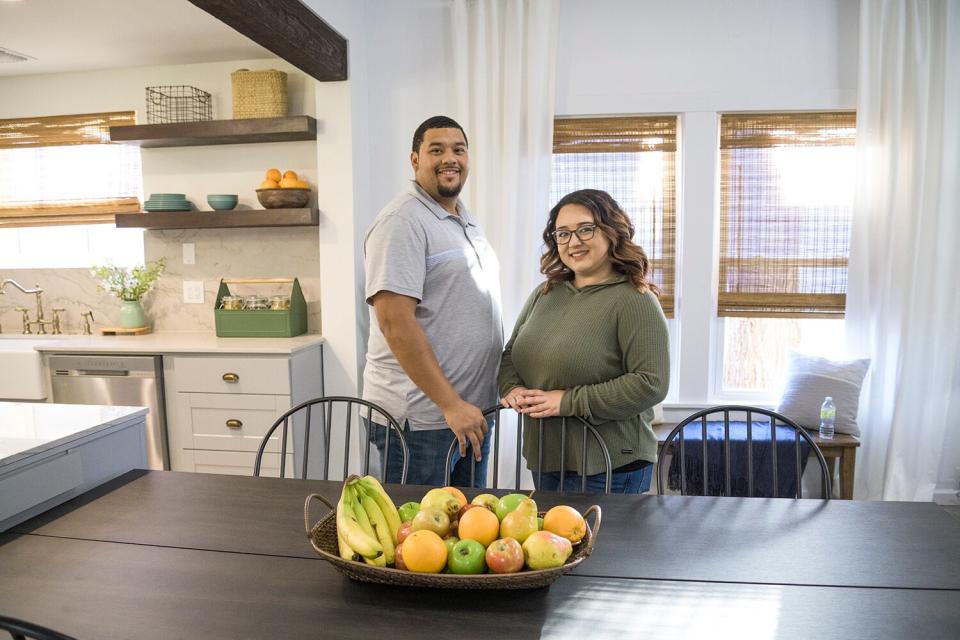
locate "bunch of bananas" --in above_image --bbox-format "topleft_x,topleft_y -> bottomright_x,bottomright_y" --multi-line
336,474 -> 402,567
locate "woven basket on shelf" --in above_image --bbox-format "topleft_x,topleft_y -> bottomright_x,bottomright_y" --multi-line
304,494 -> 602,590
231,68 -> 288,119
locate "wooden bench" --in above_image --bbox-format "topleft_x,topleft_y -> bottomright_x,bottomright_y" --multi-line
655,421 -> 860,500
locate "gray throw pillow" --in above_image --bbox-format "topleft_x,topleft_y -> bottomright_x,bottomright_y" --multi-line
775,352 -> 871,436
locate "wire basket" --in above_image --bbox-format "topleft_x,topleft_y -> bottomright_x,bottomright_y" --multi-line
146,85 -> 213,124
304,494 -> 602,590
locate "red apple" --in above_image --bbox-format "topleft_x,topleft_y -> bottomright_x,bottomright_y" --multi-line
394,543 -> 407,571
397,521 -> 413,545
485,537 -> 524,574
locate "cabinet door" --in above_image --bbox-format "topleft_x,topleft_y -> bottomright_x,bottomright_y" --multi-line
172,356 -> 291,395
183,393 -> 292,453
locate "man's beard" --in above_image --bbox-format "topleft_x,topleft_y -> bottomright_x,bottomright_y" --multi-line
437,179 -> 463,198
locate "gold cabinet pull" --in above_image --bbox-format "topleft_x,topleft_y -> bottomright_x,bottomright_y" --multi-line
226,419 -> 243,429
222,373 -> 239,383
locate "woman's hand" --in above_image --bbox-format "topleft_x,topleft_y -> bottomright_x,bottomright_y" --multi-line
519,389 -> 565,419
502,386 -> 532,412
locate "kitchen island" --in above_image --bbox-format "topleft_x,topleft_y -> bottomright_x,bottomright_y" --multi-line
0,402 -> 147,531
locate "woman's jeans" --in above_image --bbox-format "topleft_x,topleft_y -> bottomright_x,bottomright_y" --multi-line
368,419 -> 493,487
534,464 -> 653,494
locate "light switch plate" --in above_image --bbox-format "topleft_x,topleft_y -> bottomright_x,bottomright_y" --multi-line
183,280 -> 204,304
182,242 -> 195,265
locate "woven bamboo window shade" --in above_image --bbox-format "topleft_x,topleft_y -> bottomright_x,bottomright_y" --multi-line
718,112 -> 856,318
552,116 -> 677,316
0,111 -> 140,227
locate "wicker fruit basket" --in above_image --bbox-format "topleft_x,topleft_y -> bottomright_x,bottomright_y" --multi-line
304,494 -> 601,590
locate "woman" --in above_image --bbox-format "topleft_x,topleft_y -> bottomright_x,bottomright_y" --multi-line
498,189 -> 669,493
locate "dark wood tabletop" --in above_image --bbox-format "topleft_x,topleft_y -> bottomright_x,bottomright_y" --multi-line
11,470 -> 960,590
2,533 -> 958,640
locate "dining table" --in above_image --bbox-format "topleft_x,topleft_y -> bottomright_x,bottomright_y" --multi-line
2,469 -> 959,639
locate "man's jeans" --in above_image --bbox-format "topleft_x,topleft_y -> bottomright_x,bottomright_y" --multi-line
534,463 -> 653,494
368,418 -> 493,487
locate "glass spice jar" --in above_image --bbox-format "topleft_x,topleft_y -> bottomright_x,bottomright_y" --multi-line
220,295 -> 243,310
269,295 -> 291,310
243,295 -> 269,310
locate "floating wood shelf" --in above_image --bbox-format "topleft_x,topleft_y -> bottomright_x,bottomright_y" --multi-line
109,116 -> 317,148
114,208 -> 319,230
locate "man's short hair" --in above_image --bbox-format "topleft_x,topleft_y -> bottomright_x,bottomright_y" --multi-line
412,116 -> 468,153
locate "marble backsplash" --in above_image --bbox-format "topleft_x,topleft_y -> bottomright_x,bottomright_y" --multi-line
0,227 -> 320,336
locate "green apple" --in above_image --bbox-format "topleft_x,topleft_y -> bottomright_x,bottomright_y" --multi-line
421,488 -> 461,520
496,493 -> 533,521
447,539 -> 486,574
443,535 -> 459,558
411,507 -> 450,537
397,501 -> 421,523
471,493 -> 500,514
538,516 -> 544,531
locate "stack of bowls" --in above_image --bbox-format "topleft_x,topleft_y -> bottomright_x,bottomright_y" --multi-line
207,194 -> 239,211
144,194 -> 191,212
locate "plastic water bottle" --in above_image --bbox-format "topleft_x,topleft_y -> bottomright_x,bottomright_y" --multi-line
819,396 -> 836,439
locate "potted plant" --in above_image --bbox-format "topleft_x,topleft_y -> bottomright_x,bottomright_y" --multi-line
91,259 -> 166,328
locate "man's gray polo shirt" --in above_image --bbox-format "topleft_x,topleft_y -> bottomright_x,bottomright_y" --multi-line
363,181 -> 503,430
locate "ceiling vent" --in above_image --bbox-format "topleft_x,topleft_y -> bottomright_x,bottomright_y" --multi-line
0,46 -> 33,64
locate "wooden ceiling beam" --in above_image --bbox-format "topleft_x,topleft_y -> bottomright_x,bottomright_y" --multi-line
187,0 -> 347,81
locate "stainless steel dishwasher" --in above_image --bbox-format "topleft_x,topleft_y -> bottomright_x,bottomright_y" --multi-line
49,354 -> 169,470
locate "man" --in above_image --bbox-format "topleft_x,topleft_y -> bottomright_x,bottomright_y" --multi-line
363,115 -> 503,487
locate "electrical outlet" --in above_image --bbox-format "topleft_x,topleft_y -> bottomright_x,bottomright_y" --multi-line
182,242 -> 195,265
183,280 -> 204,304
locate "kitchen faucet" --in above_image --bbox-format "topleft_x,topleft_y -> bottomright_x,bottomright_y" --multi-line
0,279 -> 57,334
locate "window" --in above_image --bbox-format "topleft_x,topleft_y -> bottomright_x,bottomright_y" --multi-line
0,112 -> 144,267
717,112 -> 856,395
552,116 -> 677,316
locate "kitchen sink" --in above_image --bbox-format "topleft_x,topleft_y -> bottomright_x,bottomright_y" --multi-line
0,337 -> 62,400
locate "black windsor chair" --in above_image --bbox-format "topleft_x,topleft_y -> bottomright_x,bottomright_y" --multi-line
253,396 -> 409,483
655,405 -> 832,499
0,615 -> 77,640
444,405 -> 614,493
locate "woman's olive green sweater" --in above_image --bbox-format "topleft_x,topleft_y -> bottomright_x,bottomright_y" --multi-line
498,276 -> 670,476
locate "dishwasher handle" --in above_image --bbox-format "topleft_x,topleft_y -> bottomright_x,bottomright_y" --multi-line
53,369 -> 131,377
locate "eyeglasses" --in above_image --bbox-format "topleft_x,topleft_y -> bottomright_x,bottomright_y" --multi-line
552,224 -> 597,244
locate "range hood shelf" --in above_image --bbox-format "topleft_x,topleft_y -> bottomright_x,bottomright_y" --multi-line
115,208 -> 319,229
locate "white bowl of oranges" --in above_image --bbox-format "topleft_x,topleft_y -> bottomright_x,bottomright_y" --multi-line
257,168 -> 311,209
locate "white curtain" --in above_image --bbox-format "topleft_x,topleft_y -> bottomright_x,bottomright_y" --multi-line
451,0 -> 559,487
847,1 -> 960,501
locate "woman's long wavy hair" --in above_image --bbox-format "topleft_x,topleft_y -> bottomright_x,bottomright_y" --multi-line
540,189 -> 661,296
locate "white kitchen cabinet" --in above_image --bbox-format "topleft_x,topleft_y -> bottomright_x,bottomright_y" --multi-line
165,344 -> 323,476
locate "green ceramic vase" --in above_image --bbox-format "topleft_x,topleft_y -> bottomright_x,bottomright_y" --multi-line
118,299 -> 146,328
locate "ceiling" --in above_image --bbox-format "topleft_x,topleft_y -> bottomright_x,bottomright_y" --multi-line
0,0 -> 275,77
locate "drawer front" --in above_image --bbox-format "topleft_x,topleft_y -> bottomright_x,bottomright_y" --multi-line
173,355 -> 290,395
0,451 -> 83,522
185,393 -> 292,453
190,449 -> 294,477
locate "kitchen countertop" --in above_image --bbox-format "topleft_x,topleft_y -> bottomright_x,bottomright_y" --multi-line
0,402 -> 148,466
6,332 -> 325,355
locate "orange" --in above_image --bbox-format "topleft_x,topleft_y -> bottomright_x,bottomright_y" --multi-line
282,170 -> 299,181
542,505 -> 587,543
401,530 -> 447,573
442,486 -> 467,508
265,168 -> 282,182
259,179 -> 279,189
457,505 -> 500,547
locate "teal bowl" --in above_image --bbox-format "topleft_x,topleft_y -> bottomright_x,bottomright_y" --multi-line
207,194 -> 239,211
